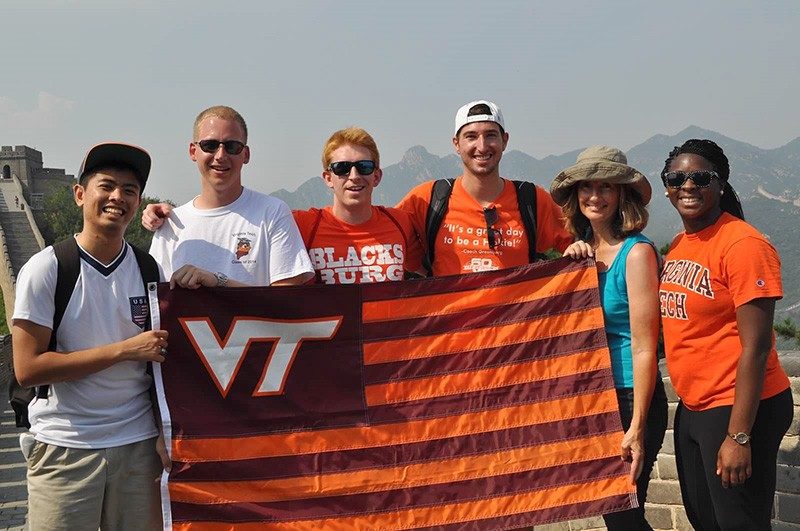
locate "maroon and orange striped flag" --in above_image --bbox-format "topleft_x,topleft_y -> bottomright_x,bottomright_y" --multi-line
151,258 -> 635,530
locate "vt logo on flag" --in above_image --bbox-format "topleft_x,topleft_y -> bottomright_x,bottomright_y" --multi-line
152,258 -> 635,530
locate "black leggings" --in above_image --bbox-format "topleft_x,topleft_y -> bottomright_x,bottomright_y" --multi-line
674,388 -> 793,531
603,378 -> 669,531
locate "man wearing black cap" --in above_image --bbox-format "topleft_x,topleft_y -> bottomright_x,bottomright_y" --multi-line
12,142 -> 167,529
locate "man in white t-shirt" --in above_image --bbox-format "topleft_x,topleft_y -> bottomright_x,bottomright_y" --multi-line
147,105 -> 313,287
12,142 -> 169,529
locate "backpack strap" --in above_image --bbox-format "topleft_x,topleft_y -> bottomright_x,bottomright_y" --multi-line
304,208 -> 325,250
36,238 -> 83,399
377,206 -> 408,250
131,244 -> 160,285
423,178 -> 455,276
513,180 -> 539,262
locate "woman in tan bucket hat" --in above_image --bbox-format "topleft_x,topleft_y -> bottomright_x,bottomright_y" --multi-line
551,146 -> 667,530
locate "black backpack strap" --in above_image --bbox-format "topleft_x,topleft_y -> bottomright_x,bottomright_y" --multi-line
377,206 -> 408,250
38,238 -> 83,399
131,244 -> 160,285
130,243 -> 160,380
304,208 -> 325,250
513,180 -> 539,262
423,178 -> 455,276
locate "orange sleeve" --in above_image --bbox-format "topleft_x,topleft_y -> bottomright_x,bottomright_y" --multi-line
395,210 -> 425,276
724,236 -> 782,307
395,182 -> 434,252
292,209 -> 321,249
534,186 -> 573,253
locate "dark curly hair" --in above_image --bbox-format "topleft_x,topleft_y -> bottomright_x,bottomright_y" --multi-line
660,139 -> 744,220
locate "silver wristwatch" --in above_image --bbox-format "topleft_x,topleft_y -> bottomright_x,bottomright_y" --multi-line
728,432 -> 751,445
214,271 -> 228,287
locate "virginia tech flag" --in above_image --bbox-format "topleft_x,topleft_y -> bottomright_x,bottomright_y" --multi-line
151,258 -> 635,530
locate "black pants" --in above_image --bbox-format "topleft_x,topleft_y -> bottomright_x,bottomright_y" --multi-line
674,388 -> 793,531
603,378 -> 669,531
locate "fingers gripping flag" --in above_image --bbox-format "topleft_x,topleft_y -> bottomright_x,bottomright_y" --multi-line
151,258 -> 635,530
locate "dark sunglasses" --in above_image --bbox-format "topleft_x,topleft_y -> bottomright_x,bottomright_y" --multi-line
483,207 -> 504,251
195,139 -> 247,155
328,160 -> 376,177
662,170 -> 720,188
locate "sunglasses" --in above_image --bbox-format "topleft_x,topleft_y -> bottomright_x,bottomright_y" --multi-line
328,160 -> 376,177
195,139 -> 247,155
662,170 -> 720,188
483,207 -> 504,251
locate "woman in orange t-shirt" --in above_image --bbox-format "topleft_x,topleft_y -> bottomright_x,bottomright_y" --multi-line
660,139 -> 792,530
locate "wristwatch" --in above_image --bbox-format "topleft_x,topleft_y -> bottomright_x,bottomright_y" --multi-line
214,271 -> 228,288
728,432 -> 751,445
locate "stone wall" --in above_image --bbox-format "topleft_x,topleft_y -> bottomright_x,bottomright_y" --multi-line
542,351 -> 800,530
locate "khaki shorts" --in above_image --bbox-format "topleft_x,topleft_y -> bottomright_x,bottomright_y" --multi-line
24,437 -> 162,531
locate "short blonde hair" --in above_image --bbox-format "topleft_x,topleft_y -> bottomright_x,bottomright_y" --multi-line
193,106 -> 248,143
561,183 -> 649,240
321,127 -> 380,169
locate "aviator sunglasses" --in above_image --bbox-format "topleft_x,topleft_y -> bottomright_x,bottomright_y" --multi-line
483,207 -> 504,251
662,170 -> 720,188
195,139 -> 247,155
328,160 -> 376,177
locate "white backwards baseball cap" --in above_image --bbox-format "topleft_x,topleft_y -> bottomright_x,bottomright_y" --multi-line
454,100 -> 505,137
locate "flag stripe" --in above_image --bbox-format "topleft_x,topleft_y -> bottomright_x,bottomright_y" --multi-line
363,328 -> 606,384
423,494 -> 634,531
363,307 -> 605,364
168,411 -> 621,482
170,477 -> 633,529
366,369 -> 614,424
362,288 -> 598,340
168,456 -> 625,520
361,259 -> 592,305
363,267 -> 597,323
172,389 -> 619,461
168,435 -> 623,505
364,352 -> 612,407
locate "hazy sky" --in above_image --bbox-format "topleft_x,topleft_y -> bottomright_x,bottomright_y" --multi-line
2,1 -> 798,204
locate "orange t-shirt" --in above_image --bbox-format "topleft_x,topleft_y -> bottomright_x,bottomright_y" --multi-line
660,212 -> 789,410
293,206 -> 423,284
396,178 -> 572,276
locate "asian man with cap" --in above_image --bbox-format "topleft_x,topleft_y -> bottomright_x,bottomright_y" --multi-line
396,99 -> 572,275
12,142 -> 168,530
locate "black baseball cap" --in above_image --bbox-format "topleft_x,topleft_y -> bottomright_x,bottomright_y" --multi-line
78,142 -> 151,192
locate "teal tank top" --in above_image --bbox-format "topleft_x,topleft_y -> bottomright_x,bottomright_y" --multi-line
597,233 -> 656,389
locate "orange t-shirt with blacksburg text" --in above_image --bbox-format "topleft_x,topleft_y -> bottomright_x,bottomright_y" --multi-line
396,178 -> 572,276
660,212 -> 789,410
293,206 -> 423,284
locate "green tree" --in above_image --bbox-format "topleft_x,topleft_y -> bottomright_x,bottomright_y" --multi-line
775,318 -> 800,347
34,186 -> 171,250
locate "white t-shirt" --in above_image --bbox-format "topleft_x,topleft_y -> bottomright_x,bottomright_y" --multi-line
12,240 -> 158,449
149,187 -> 313,285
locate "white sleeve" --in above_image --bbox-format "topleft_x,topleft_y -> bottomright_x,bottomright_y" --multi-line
148,222 -> 176,280
12,248 -> 58,329
266,201 -> 313,283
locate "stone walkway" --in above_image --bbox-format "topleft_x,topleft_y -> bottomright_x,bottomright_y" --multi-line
0,407 -> 26,530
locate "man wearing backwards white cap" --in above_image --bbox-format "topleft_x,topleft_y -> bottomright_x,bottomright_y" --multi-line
12,142 -> 167,529
396,100 -> 572,276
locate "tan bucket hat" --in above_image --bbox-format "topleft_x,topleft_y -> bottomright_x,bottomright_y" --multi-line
550,145 -> 651,206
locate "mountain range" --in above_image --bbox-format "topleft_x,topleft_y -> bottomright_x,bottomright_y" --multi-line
271,126 -> 800,319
